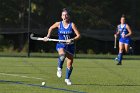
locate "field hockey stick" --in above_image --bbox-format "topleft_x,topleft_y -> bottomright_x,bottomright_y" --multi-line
114,36 -> 117,49
114,27 -> 119,49
30,34 -> 68,43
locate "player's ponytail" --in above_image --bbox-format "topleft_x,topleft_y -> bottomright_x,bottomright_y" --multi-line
121,14 -> 125,18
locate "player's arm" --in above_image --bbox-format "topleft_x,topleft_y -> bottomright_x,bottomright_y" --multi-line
44,22 -> 60,41
71,22 -> 81,41
125,24 -> 132,37
46,22 -> 60,38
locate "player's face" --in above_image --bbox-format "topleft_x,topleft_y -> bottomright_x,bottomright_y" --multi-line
61,11 -> 70,22
120,17 -> 125,24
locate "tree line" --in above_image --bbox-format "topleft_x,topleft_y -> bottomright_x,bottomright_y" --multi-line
0,0 -> 140,54
0,0 -> 140,29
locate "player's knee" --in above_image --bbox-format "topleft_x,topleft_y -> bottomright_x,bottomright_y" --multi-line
125,49 -> 129,53
67,66 -> 73,70
119,48 -> 124,53
59,54 -> 66,62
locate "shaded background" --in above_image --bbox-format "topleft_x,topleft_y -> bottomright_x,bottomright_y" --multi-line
0,0 -> 140,55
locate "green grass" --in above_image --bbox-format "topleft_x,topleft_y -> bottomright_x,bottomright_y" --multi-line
0,55 -> 140,93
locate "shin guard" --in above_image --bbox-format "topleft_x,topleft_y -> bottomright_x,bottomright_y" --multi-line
66,67 -> 73,79
58,54 -> 65,68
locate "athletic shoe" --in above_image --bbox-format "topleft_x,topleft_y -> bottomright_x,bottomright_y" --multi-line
57,67 -> 62,78
65,79 -> 72,85
114,57 -> 118,62
117,62 -> 122,65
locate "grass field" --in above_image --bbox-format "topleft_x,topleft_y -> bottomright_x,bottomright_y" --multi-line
0,55 -> 140,93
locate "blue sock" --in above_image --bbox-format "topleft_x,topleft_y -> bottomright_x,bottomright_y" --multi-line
58,54 -> 65,68
66,67 -> 73,79
118,53 -> 123,63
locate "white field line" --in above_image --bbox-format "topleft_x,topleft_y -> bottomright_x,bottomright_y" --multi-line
0,73 -> 44,80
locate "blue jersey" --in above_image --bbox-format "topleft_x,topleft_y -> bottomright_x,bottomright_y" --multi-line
56,21 -> 75,55
118,24 -> 131,44
58,21 -> 74,40
118,24 -> 129,39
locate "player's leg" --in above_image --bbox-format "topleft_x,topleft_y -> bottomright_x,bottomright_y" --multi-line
64,44 -> 75,85
65,53 -> 73,85
124,39 -> 130,54
56,48 -> 65,78
124,44 -> 129,53
58,48 -> 66,69
116,42 -> 124,65
56,43 -> 66,78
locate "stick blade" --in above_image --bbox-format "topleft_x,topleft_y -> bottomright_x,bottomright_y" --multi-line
30,33 -> 35,39
30,33 -> 44,41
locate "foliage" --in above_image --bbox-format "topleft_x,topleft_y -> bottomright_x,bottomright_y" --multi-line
0,0 -> 140,29
0,0 -> 140,54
